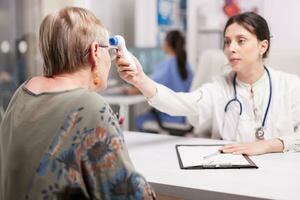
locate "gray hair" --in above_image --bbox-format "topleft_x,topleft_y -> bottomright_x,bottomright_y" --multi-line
39,7 -> 108,76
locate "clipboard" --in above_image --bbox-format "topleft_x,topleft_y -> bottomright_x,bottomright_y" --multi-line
175,144 -> 258,169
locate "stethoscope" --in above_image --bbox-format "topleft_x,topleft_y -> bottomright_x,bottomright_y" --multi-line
224,66 -> 272,140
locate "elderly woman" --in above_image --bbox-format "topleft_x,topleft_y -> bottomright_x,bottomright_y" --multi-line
0,7 -> 155,200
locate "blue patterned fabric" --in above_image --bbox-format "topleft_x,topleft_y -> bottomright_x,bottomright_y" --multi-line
0,85 -> 156,200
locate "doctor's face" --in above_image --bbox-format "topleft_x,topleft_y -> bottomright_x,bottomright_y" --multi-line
223,23 -> 264,73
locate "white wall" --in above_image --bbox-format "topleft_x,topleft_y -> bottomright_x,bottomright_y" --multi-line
134,0 -> 157,47
263,0 -> 300,50
40,0 -> 300,67
41,0 -> 87,17
188,0 -> 254,69
187,0 -> 214,70
41,0 -> 135,46
86,0 -> 135,46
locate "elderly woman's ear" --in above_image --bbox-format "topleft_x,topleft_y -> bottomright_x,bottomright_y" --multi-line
89,41 -> 100,69
88,41 -> 102,89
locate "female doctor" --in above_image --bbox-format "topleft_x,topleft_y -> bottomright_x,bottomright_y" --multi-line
116,12 -> 300,155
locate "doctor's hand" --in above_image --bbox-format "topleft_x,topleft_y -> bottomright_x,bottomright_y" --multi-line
116,55 -> 157,98
116,55 -> 145,87
220,138 -> 284,156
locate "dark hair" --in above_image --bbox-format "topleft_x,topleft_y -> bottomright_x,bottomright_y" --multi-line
223,12 -> 271,58
165,30 -> 188,80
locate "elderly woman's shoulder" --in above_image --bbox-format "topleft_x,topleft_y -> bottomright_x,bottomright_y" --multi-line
76,90 -> 106,106
73,90 -> 114,120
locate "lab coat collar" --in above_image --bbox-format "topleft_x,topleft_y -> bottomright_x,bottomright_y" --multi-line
236,70 -> 267,91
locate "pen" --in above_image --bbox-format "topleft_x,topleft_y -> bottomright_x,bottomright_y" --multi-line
202,163 -> 232,168
203,150 -> 223,160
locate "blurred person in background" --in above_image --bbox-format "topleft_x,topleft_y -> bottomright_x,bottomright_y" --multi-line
123,30 -> 193,132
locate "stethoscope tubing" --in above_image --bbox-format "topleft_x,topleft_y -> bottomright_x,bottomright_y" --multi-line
224,66 -> 272,130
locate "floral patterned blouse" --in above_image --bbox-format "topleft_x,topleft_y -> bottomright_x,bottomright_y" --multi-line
0,84 -> 156,200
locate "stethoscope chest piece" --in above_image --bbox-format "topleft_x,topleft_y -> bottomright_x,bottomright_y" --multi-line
255,127 -> 265,140
225,66 -> 272,141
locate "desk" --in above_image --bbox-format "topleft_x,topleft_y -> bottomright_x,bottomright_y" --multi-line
124,131 -> 300,200
103,95 -> 146,130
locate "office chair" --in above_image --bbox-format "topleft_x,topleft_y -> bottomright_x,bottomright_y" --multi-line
142,108 -> 194,136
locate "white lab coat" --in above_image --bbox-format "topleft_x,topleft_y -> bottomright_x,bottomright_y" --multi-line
148,67 -> 300,152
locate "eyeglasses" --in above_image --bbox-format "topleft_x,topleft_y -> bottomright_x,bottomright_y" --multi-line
83,43 -> 117,61
98,44 -> 109,49
98,44 -> 118,61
